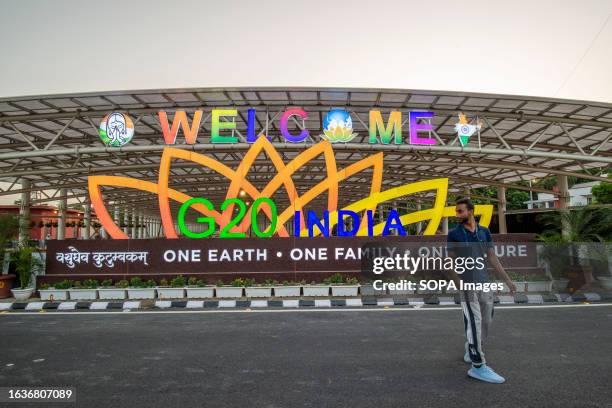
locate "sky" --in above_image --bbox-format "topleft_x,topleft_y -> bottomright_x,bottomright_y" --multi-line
1,0 -> 611,103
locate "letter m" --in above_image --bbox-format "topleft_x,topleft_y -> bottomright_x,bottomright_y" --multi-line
369,110 -> 402,144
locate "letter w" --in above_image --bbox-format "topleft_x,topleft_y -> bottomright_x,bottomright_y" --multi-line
158,110 -> 203,144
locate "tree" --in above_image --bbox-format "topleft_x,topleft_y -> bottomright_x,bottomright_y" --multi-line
12,246 -> 42,289
537,207 -> 612,242
506,189 -> 530,210
470,186 -> 529,210
537,207 -> 612,287
0,214 -> 19,264
592,182 -> 612,204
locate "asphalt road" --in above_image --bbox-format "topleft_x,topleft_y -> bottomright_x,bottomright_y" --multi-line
1,305 -> 611,408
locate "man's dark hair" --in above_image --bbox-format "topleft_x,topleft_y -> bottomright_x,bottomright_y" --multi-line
456,197 -> 475,211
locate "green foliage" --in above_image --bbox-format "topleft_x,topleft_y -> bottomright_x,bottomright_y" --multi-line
592,182 -> 612,204
159,278 -> 169,287
170,275 -> 186,287
537,207 -> 612,242
39,282 -> 49,290
116,279 -> 129,288
129,277 -> 143,288
323,273 -> 345,285
507,271 -> 524,281
12,246 -> 42,289
537,208 -> 611,278
264,279 -> 279,286
185,277 -> 207,287
322,274 -> 359,285
470,187 -> 495,204
230,277 -> 255,287
55,279 -> 73,289
537,238 -> 572,279
533,176 -> 558,191
507,271 -> 550,281
506,189 -> 530,210
280,280 -> 306,286
0,214 -> 19,263
471,186 -> 530,211
101,279 -> 113,287
82,279 -> 99,289
145,279 -> 156,288
345,276 -> 359,285
525,273 -> 551,282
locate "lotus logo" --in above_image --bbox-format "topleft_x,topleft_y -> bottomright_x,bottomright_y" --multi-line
88,138 -> 493,239
321,109 -> 357,143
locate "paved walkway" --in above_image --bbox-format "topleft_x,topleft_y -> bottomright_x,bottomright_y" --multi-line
1,304 -> 611,407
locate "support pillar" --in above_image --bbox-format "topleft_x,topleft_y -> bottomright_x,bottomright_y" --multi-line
131,207 -> 137,239
82,200 -> 91,240
392,204 -> 398,235
113,204 -> 121,229
123,206 -> 129,235
497,186 -> 507,234
134,210 -> 142,239
57,188 -> 67,240
160,219 -> 164,238
442,217 -> 449,235
18,178 -> 31,245
557,175 -> 570,238
137,210 -> 144,239
416,199 -> 422,235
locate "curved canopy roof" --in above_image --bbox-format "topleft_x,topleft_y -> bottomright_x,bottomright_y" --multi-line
0,87 -> 610,214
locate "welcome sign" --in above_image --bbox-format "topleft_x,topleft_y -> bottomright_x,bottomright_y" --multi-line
156,108 -> 438,145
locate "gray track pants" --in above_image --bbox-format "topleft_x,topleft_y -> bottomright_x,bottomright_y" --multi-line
460,290 -> 495,366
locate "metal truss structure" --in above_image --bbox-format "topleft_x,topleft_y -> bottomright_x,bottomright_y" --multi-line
0,87 -> 610,219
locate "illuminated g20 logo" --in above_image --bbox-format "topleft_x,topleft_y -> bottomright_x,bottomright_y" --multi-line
99,112 -> 135,147
88,137 -> 494,239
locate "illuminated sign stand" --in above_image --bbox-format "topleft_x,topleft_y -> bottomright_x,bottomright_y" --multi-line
93,109 -> 492,239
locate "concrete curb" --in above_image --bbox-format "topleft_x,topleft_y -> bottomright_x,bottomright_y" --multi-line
1,293 -> 609,311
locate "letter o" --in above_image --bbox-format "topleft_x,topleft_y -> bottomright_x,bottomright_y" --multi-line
163,250 -> 176,263
290,248 -> 303,261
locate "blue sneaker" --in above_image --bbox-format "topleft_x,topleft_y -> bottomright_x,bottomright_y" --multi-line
467,364 -> 506,384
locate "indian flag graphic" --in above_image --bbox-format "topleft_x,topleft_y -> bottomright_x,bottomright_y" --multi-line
454,112 -> 482,147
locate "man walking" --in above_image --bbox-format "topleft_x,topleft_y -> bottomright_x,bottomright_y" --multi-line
447,197 -> 516,384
